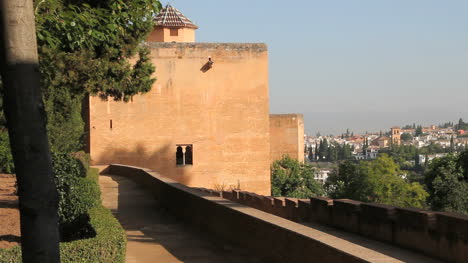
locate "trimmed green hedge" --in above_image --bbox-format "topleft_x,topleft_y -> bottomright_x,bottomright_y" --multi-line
52,153 -> 100,232
0,169 -> 126,263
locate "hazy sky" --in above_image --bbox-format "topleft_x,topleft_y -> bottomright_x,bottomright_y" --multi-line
163,0 -> 468,135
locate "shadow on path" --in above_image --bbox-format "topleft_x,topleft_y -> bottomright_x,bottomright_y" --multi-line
100,174 -> 264,263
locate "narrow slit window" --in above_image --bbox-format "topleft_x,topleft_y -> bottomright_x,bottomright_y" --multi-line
185,146 -> 193,165
110,120 -> 113,129
176,146 -> 184,165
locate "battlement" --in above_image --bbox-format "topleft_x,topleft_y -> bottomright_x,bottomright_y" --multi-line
103,164 -> 455,263
143,42 -> 268,58
199,189 -> 467,263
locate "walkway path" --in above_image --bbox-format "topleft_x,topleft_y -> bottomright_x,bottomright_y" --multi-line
99,174 -> 264,263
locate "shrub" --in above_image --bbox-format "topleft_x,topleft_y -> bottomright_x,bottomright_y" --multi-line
52,153 -> 100,228
0,169 -> 126,263
0,206 -> 126,263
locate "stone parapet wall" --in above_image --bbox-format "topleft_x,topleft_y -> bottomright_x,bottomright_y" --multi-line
200,189 -> 467,263
103,164 -> 371,263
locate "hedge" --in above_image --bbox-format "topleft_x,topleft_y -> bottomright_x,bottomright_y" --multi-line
0,168 -> 126,263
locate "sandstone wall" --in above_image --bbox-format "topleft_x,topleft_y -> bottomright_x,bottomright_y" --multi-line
88,43 -> 271,195
147,27 -> 196,43
103,165 -> 378,263
270,114 -> 304,163
213,190 -> 467,263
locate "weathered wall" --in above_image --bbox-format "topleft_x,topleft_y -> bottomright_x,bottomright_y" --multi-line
104,164 -> 443,263
89,43 -> 271,195
270,114 -> 304,163
147,27 -> 196,42
216,190 -> 467,263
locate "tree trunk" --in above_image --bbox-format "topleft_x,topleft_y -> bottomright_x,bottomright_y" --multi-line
0,1 -> 60,262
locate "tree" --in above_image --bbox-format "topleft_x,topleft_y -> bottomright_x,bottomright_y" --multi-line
400,133 -> 413,141
0,0 -> 60,261
308,146 -> 313,161
32,0 -> 161,153
450,136 -> 455,153
325,155 -> 428,208
271,156 -> 324,198
325,161 -> 372,201
424,153 -> 468,214
314,143 -> 319,161
456,118 -> 468,130
415,125 -> 423,136
0,0 -> 162,154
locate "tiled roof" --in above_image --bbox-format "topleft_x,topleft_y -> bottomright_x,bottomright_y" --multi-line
154,4 -> 198,29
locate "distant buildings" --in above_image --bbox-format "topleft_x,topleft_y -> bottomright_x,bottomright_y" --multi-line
305,122 -> 467,165
418,154 -> 449,165
314,169 -> 331,184
371,136 -> 390,148
391,127 -> 402,145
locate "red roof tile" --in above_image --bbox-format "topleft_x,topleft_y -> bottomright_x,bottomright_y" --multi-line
154,4 -> 198,29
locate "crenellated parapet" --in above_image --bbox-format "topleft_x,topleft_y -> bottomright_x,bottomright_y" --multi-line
198,189 -> 467,263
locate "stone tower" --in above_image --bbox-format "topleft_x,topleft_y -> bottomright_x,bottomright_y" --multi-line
391,126 -> 401,145
148,4 -> 198,43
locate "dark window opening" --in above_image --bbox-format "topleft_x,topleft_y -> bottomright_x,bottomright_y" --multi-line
176,144 -> 193,166
110,120 -> 113,129
185,146 -> 193,165
176,146 -> 184,165
170,28 -> 179,36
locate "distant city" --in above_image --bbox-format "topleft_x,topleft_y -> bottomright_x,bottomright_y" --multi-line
305,118 -> 468,182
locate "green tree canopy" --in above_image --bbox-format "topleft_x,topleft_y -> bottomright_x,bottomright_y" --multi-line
400,133 -> 413,141
0,0 -> 162,170
271,156 -> 324,198
35,0 -> 161,102
37,0 -> 160,153
415,125 -> 423,136
325,155 -> 428,208
424,153 -> 468,214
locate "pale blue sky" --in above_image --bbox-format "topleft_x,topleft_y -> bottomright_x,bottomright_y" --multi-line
164,0 -> 468,135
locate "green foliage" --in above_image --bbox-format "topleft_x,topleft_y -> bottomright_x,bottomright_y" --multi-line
424,153 -> 468,214
0,130 -> 14,174
419,142 -> 446,155
415,125 -> 423,136
52,153 -> 100,230
325,155 -> 428,208
0,169 -> 126,263
35,0 -> 160,101
36,0 -> 161,152
0,206 -> 126,263
315,139 -> 353,162
1,0 -> 162,154
456,118 -> 468,131
379,144 -> 419,169
44,83 -> 85,153
400,133 -> 413,141
271,156 -> 324,198
324,161 -> 372,201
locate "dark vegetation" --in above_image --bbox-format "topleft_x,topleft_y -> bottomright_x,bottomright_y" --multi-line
0,0 -> 162,260
272,151 -> 468,214
0,168 -> 127,263
271,156 -> 324,198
